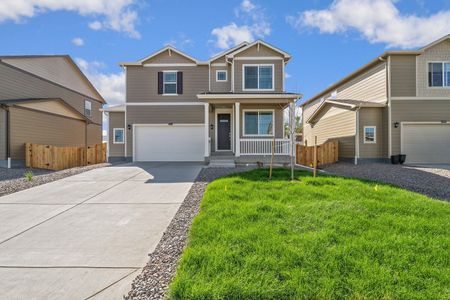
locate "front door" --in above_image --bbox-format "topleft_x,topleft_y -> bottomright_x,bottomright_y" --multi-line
217,113 -> 231,150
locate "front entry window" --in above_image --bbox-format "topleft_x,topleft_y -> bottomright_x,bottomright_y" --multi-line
244,110 -> 274,136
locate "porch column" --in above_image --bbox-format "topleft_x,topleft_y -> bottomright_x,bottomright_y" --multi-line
204,102 -> 209,157
290,101 -> 295,163
235,102 -> 240,156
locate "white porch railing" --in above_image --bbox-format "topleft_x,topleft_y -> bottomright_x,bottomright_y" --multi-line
240,139 -> 291,155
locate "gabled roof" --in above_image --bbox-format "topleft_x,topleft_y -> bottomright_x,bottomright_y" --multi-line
301,34 -> 450,108
0,98 -> 91,122
208,42 -> 249,63
307,99 -> 386,124
119,46 -> 204,66
0,55 -> 106,104
226,40 -> 292,61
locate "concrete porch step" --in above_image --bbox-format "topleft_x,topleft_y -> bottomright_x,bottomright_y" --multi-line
208,158 -> 236,168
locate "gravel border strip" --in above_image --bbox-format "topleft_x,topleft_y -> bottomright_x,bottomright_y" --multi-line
0,163 -> 112,197
125,167 -> 254,300
323,162 -> 450,201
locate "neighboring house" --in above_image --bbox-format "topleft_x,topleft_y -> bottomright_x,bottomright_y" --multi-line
104,40 -> 300,165
301,35 -> 450,165
0,55 -> 106,168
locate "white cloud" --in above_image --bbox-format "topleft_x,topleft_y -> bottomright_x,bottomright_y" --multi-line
211,0 -> 271,49
287,0 -> 450,49
285,72 -> 291,79
0,0 -> 140,39
75,58 -> 125,106
72,37 -> 84,46
240,0 -> 256,12
89,21 -> 102,30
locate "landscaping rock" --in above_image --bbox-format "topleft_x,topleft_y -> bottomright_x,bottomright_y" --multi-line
323,162 -> 450,201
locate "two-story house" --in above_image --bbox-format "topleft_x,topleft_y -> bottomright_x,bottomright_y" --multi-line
104,40 -> 300,165
302,35 -> 450,165
0,55 -> 105,168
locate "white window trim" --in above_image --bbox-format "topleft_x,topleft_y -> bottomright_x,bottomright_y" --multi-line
363,126 -> 376,144
113,128 -> 125,144
163,70 -> 178,95
427,61 -> 450,88
216,70 -> 228,82
84,100 -> 92,117
242,109 -> 275,137
242,64 -> 275,91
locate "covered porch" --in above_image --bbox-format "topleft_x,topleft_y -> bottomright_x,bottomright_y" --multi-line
198,93 -> 300,164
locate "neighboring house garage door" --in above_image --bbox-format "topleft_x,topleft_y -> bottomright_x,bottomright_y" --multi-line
402,123 -> 450,164
134,124 -> 205,161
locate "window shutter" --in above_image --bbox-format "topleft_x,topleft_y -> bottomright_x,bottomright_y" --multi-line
157,72 -> 163,94
177,71 -> 183,94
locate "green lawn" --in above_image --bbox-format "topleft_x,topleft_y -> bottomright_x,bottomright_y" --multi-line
169,169 -> 450,300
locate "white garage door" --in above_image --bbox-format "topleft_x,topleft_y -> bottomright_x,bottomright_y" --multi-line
134,125 -> 205,162
402,123 -> 450,164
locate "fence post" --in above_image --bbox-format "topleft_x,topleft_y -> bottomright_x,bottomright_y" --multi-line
313,136 -> 317,177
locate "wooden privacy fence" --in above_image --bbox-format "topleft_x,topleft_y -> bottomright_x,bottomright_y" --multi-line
296,140 -> 339,167
25,143 -> 107,170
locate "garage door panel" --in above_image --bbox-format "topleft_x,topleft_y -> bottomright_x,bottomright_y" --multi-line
134,125 -> 205,162
402,124 -> 450,164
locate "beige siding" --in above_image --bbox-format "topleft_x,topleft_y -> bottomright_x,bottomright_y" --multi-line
302,98 -> 325,125
336,62 -> 387,103
142,50 -> 195,64
390,55 -> 416,97
234,59 -> 283,93
87,123 -> 102,146
304,108 -> 356,158
108,112 -> 125,157
1,57 -> 99,100
126,65 -> 208,102
417,39 -> 450,97
210,65 -> 231,93
0,63 -> 102,124
359,108 -> 384,158
15,100 -> 84,120
126,105 -> 205,157
234,44 -> 284,58
9,106 -> 86,160
239,104 -> 284,139
381,107 -> 389,158
0,109 -> 6,160
391,100 -> 450,155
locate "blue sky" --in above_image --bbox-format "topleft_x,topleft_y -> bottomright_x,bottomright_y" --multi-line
1,0 -> 450,107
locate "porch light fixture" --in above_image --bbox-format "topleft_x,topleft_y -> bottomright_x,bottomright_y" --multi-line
210,124 -> 214,130
394,122 -> 399,128
127,124 -> 132,130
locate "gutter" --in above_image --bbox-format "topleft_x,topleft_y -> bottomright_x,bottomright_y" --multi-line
354,105 -> 361,165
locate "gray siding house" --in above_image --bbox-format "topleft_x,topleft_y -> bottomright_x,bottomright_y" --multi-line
0,55 -> 106,167
105,41 -> 300,165
302,35 -> 450,165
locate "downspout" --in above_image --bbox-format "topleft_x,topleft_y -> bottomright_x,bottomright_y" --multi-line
354,105 -> 361,165
208,61 -> 211,92
379,56 -> 390,159
1,105 -> 11,168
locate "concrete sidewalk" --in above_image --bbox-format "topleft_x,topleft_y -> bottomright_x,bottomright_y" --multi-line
0,162 -> 202,299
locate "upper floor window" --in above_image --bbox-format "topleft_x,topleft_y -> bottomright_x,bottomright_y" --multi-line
243,65 -> 274,91
216,70 -> 227,82
84,100 -> 92,117
163,71 -> 177,94
428,62 -> 450,87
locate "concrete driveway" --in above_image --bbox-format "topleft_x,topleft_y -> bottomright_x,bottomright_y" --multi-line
0,162 -> 202,299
